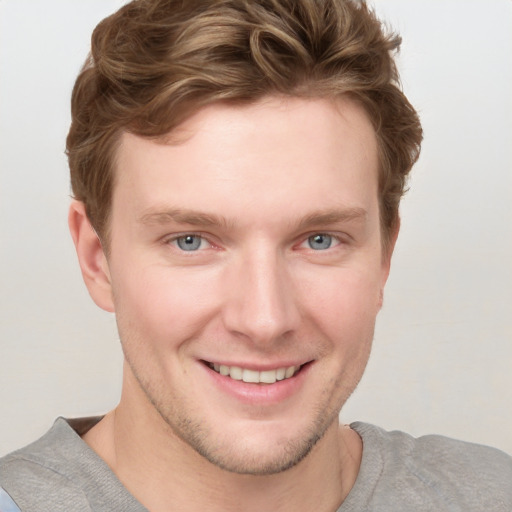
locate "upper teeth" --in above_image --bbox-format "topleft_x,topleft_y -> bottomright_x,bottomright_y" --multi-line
211,363 -> 299,384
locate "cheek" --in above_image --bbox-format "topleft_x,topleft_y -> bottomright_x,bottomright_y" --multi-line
111,263 -> 222,348
310,270 -> 381,381
298,266 -> 382,331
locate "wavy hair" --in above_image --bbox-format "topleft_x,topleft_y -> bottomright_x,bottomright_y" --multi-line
67,0 -> 422,250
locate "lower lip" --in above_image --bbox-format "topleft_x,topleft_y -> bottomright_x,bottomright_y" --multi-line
200,362 -> 312,405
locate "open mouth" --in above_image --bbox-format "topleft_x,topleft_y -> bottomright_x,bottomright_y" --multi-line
203,361 -> 307,384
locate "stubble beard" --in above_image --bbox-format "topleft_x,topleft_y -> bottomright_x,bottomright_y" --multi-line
119,314 -> 373,476
164,403 -> 339,476
127,357 -> 349,476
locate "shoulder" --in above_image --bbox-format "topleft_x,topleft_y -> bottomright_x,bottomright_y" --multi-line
350,422 -> 512,511
0,418 -> 95,511
0,417 -> 145,512
354,421 -> 512,475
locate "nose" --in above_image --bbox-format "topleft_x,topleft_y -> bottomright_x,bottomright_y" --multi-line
221,247 -> 300,347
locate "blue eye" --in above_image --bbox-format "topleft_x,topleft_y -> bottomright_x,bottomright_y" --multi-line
307,234 -> 333,250
175,235 -> 204,251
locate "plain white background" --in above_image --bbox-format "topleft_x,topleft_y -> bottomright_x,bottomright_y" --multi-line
0,0 -> 511,457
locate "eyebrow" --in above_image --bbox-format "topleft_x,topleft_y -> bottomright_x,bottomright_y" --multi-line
138,206 -> 367,231
138,208 -> 232,229
295,207 -> 367,231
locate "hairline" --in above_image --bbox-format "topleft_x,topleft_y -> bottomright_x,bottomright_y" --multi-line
92,94 -> 396,258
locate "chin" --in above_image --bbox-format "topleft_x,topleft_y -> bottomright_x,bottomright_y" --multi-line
162,407 -> 339,476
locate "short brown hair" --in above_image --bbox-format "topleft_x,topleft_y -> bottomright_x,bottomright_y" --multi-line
67,0 -> 422,250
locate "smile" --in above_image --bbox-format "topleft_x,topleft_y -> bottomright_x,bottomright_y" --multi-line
206,362 -> 302,384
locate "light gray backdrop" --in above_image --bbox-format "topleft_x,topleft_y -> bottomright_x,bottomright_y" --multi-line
1,0 -> 511,456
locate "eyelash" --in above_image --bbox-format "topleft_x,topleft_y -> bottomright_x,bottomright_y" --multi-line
164,233 -> 213,252
300,233 -> 343,251
163,231 -> 347,253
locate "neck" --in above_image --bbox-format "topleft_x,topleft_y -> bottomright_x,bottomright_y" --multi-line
83,377 -> 362,512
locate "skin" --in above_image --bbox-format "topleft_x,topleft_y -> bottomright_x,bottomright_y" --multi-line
69,96 -> 396,512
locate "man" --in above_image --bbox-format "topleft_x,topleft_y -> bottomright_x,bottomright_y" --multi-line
1,0 -> 511,510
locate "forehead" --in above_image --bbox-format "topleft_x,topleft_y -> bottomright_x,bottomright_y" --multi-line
113,96 -> 379,228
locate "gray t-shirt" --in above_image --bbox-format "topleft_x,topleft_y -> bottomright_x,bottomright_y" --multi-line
1,417 -> 511,511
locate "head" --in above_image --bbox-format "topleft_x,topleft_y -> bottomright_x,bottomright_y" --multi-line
67,0 -> 422,253
67,0 -> 422,476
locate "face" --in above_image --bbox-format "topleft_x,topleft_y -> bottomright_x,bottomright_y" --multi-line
97,96 -> 391,474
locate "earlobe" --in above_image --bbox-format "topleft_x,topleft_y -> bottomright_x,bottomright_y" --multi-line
68,200 -> 115,313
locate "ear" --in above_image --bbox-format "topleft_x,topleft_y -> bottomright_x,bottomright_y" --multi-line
378,217 -> 400,309
68,200 -> 115,313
